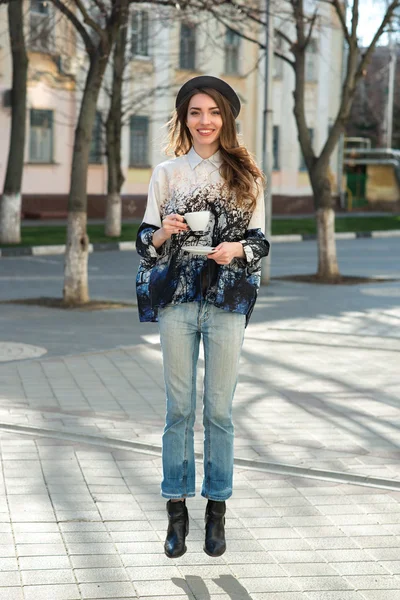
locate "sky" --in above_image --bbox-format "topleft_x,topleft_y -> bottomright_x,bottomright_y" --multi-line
357,0 -> 391,46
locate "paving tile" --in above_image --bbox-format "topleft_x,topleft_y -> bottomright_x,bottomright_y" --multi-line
21,569 -> 75,585
0,544 -> 16,557
366,548 -> 400,561
292,576 -> 354,591
281,562 -> 341,577
332,562 -> 391,576
12,523 -> 59,533
268,550 -> 326,564
18,556 -> 71,570
78,581 -> 136,598
0,570 -> 20,585
0,589 -> 23,600
70,554 -> 123,569
125,565 -> 182,580
234,576 -> 302,594
65,543 -> 117,555
134,579 -> 195,597
23,584 -> 80,600
14,532 -> 63,544
317,549 -> 376,562
16,544 -> 66,557
251,594 -> 306,600
59,523 -> 107,532
304,593 -> 367,599
74,567 -> 129,583
343,575 -> 400,590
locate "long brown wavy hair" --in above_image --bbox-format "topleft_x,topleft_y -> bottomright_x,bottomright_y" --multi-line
166,87 -> 265,212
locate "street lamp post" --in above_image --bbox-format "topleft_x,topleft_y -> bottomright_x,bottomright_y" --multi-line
261,0 -> 273,285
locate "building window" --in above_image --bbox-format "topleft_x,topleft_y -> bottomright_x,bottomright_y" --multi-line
89,112 -> 103,164
305,39 -> 318,82
30,0 -> 54,53
224,28 -> 240,75
273,33 -> 284,79
299,127 -> 314,171
273,125 -> 280,170
180,23 -> 196,70
130,116 -> 149,167
30,109 -> 53,163
131,9 -> 149,57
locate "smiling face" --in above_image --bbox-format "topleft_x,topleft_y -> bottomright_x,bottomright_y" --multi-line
186,93 -> 223,156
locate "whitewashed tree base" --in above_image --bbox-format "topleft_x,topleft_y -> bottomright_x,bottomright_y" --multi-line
105,193 -> 122,237
63,211 -> 89,303
316,207 -> 340,279
0,193 -> 22,244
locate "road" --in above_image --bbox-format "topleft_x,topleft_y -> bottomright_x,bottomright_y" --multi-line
0,237 -> 399,357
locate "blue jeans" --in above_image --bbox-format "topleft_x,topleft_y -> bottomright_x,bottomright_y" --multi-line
158,300 -> 246,501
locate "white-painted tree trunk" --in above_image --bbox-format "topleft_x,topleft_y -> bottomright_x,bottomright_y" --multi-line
316,207 -> 339,280
105,193 -> 122,237
0,193 -> 22,244
63,212 -> 89,304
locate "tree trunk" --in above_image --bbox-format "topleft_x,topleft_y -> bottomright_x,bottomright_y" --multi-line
105,20 -> 127,238
0,0 -> 28,244
310,167 -> 340,280
63,55 -> 111,304
316,208 -> 339,280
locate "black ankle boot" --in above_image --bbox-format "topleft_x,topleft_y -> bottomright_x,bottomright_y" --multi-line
204,499 -> 226,557
164,500 -> 189,559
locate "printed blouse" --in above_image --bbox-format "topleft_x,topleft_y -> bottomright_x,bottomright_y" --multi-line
135,147 -> 270,326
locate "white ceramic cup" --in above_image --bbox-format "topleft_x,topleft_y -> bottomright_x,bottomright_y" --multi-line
184,210 -> 211,231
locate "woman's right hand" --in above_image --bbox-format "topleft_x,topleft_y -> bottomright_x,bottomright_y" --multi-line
161,214 -> 189,239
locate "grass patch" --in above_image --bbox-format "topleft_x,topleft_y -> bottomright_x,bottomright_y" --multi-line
1,215 -> 400,248
1,223 -> 140,248
0,297 -> 136,310
272,215 -> 400,235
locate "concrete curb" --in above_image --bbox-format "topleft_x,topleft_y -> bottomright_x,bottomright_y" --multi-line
1,230 -> 400,258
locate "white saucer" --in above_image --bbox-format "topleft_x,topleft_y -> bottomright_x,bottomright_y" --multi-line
182,245 -> 215,255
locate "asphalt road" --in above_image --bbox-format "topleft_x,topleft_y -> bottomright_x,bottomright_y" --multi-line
0,237 -> 399,358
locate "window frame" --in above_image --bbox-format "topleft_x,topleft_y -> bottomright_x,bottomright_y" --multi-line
89,111 -> 103,165
129,115 -> 150,168
273,33 -> 284,80
179,22 -> 196,71
29,108 -> 54,164
224,28 -> 241,75
305,39 -> 318,83
272,125 -> 280,171
131,9 -> 149,58
29,0 -> 55,53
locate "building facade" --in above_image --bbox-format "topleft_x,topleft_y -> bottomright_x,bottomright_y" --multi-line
0,2 -> 344,217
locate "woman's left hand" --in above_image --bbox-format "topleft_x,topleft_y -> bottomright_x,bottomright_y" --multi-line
207,242 -> 244,265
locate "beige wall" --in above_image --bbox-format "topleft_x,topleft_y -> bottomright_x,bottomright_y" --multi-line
0,4 -> 344,205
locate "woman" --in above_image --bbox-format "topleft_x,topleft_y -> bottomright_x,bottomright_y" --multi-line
136,75 -> 270,559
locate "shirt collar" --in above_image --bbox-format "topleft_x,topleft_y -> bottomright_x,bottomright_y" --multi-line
187,146 -> 222,170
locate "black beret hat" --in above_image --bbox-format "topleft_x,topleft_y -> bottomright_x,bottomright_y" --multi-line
175,75 -> 241,118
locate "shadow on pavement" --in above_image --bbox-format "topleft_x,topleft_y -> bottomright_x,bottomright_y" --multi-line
172,574 -> 253,599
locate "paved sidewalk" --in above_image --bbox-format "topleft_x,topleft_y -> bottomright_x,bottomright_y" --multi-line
0,269 -> 400,596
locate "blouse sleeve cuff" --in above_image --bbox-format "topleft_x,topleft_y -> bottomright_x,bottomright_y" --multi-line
239,240 -> 254,263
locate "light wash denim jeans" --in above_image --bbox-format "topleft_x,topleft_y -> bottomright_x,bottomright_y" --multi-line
158,300 -> 246,501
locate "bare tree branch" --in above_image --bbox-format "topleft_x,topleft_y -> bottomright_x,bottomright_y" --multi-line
275,28 -> 295,50
49,0 -> 95,54
331,0 -> 351,45
304,10 -> 318,48
274,50 -> 295,69
74,0 -> 105,39
357,0 -> 400,79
